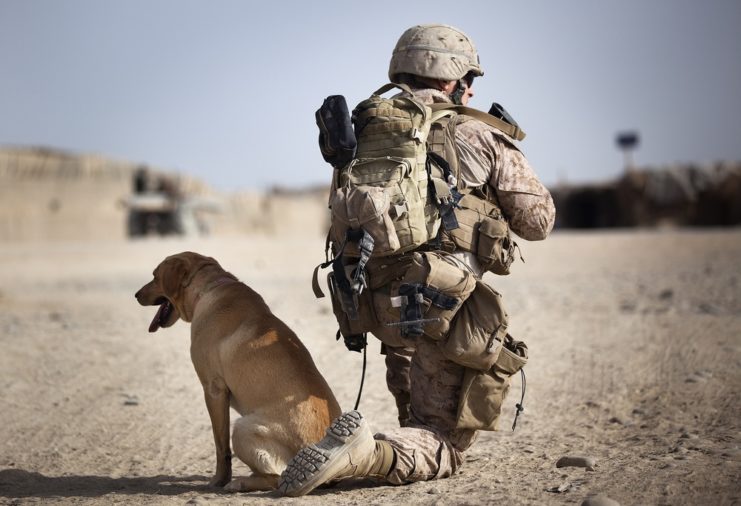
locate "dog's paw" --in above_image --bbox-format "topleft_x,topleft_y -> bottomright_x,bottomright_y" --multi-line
223,478 -> 245,493
208,475 -> 231,488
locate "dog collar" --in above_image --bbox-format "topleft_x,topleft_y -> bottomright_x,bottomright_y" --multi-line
193,276 -> 238,308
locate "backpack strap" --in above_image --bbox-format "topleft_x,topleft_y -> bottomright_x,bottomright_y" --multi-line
373,82 -> 414,96
430,103 -> 526,141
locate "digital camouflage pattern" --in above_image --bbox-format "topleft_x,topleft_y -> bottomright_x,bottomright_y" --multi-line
406,88 -> 556,242
371,86 -> 552,481
377,338 -> 477,483
388,24 -> 484,83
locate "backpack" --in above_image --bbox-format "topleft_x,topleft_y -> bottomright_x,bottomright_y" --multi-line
313,84 -> 525,346
327,83 -> 457,260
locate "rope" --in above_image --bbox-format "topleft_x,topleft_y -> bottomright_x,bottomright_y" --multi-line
512,368 -> 527,431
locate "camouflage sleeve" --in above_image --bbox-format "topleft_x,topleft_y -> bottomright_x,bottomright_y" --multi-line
456,119 -> 556,241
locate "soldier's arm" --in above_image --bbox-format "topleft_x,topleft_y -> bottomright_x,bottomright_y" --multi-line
456,120 -> 556,241
491,140 -> 555,241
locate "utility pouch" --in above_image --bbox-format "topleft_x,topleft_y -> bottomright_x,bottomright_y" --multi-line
455,334 -> 528,431
330,179 -> 400,257
327,264 -> 377,339
441,280 -> 508,370
477,216 -> 516,275
370,251 -> 476,344
443,192 -> 519,276
316,95 -> 357,169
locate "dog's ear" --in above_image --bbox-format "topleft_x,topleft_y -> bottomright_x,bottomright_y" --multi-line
158,256 -> 189,298
181,254 -> 219,287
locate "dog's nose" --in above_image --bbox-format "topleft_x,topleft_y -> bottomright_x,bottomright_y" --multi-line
134,289 -> 140,299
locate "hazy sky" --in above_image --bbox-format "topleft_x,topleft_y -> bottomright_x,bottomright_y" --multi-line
1,0 -> 740,191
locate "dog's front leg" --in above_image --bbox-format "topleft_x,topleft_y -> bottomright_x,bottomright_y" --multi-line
204,379 -> 232,487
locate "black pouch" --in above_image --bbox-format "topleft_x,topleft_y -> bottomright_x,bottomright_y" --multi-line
316,95 -> 357,168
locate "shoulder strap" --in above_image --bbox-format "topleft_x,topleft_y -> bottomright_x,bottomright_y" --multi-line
429,103 -> 526,141
372,82 -> 413,97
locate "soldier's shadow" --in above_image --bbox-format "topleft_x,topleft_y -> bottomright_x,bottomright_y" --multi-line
0,468 -> 220,499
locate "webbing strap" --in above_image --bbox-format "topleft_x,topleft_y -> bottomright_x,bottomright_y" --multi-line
373,82 -> 413,96
430,103 -> 526,141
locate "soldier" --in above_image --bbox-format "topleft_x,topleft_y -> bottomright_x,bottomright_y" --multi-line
279,24 -> 556,496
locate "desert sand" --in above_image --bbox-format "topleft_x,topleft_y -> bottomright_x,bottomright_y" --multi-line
1,229 -> 739,505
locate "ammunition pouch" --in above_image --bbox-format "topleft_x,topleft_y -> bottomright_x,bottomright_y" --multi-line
456,334 -> 528,431
442,192 -> 519,276
370,251 -> 476,345
323,250 -> 476,349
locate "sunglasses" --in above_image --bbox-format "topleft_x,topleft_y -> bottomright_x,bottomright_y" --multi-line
463,72 -> 475,88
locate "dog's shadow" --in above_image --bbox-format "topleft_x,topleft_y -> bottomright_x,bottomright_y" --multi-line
0,468 -> 278,499
0,468 -> 390,500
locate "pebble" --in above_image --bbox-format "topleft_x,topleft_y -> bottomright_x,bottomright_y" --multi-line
556,456 -> 597,471
582,494 -> 620,506
547,482 -> 572,493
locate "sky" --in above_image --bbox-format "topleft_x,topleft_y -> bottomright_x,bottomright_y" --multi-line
1,0 -> 740,191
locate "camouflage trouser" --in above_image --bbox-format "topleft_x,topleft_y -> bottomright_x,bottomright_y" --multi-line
376,337 -> 477,484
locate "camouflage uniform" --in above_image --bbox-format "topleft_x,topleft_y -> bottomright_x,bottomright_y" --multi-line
278,24 -> 556,496
375,87 -> 555,483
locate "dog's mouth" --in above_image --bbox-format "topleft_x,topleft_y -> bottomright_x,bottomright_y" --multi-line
149,298 -> 174,333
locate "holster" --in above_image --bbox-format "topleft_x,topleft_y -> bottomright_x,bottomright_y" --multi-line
316,95 -> 357,169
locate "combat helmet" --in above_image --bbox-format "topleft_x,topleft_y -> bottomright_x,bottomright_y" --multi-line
388,24 -> 484,83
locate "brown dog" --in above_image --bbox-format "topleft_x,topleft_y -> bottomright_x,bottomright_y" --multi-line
135,252 -> 341,491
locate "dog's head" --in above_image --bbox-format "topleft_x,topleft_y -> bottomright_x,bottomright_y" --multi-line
135,251 -> 220,332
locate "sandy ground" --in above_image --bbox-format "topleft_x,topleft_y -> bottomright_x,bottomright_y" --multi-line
0,229 -> 739,505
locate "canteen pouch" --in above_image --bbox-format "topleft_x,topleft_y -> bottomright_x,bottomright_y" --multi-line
316,95 -> 357,169
441,280 -> 508,370
455,335 -> 528,431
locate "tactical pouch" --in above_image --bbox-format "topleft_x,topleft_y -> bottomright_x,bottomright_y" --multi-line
371,251 -> 476,344
477,216 -> 516,275
330,179 -> 400,257
441,280 -> 508,370
455,334 -> 528,431
316,95 -> 357,169
443,193 -> 518,276
327,265 -> 377,339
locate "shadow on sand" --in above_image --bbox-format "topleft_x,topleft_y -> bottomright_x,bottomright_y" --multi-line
0,468 -> 217,499
0,467 -> 391,500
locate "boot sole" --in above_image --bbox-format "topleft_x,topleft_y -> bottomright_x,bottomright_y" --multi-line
278,410 -> 369,497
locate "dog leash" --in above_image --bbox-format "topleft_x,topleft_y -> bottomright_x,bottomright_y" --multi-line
353,339 -> 367,411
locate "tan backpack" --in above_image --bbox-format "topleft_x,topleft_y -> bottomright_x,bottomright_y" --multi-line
314,84 -> 525,344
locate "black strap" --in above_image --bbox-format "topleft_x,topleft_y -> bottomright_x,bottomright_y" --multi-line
353,339 -> 368,410
426,152 -> 462,231
397,283 -> 459,337
347,228 -> 374,294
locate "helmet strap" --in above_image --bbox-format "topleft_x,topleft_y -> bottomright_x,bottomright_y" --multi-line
449,79 -> 467,105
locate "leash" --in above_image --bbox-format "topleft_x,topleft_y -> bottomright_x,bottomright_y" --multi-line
353,339 -> 368,410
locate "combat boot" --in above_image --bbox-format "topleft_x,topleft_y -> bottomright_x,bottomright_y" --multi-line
278,410 -> 395,497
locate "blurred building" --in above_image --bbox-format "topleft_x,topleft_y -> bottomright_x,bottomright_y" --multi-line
0,146 -> 330,242
551,162 -> 741,228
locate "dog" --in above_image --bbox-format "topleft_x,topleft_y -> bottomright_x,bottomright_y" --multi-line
135,251 -> 341,491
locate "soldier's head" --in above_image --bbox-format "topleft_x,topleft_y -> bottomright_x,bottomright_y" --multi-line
389,24 -> 483,105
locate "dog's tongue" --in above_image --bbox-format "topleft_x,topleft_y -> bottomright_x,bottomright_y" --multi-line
148,301 -> 169,333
